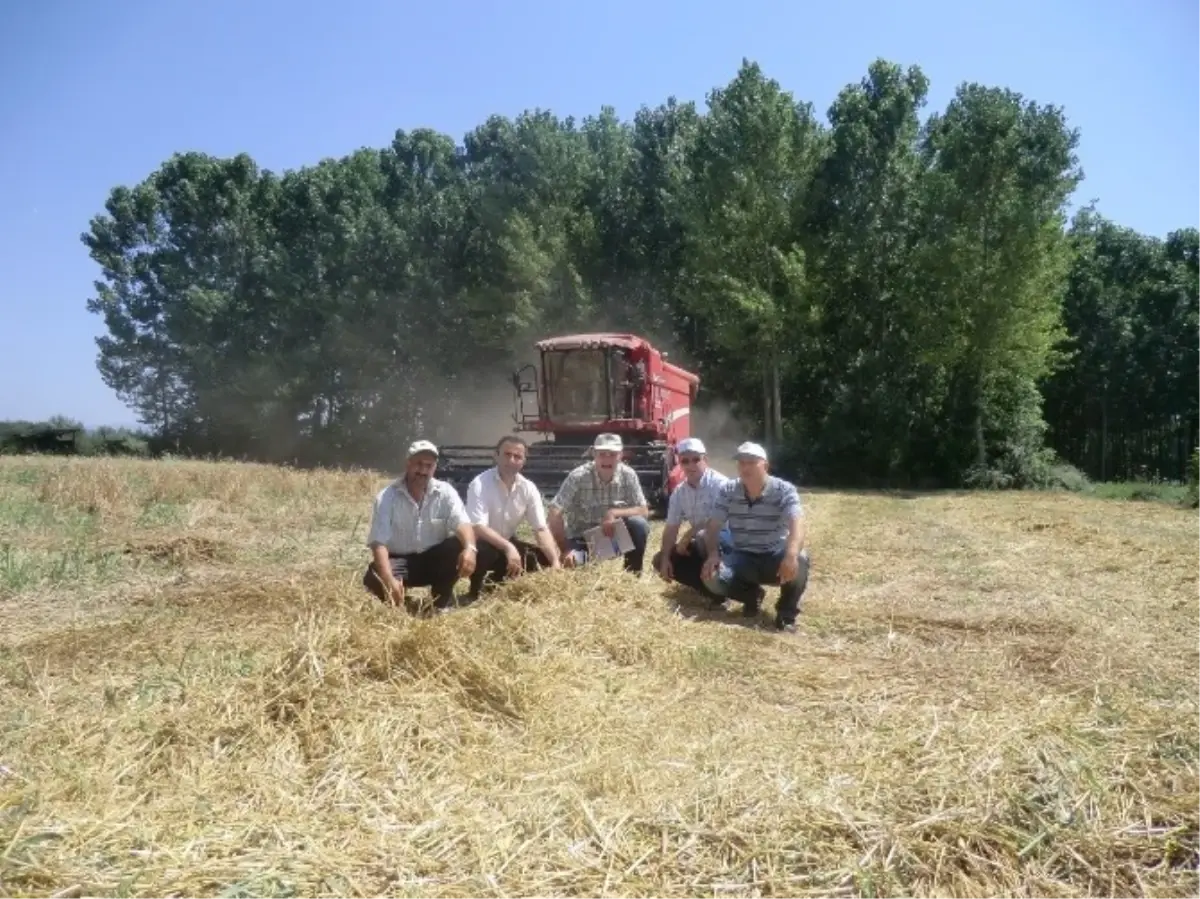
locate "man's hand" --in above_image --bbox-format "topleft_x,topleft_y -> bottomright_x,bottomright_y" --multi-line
533,527 -> 563,571
387,577 -> 405,607
778,551 -> 799,585
601,509 -> 617,538
658,553 -> 674,582
457,546 -> 477,579
701,555 -> 721,583
505,544 -> 524,577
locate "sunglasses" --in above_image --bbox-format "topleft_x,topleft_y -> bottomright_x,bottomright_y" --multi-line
679,455 -> 703,465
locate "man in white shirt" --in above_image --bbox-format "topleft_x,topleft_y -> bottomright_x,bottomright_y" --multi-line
362,440 -> 478,613
652,437 -> 732,595
464,435 -> 562,599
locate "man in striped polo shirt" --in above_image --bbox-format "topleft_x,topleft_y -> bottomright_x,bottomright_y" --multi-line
652,437 -> 732,596
700,441 -> 810,633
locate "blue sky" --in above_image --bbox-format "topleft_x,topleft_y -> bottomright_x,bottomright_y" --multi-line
1,0 -> 1196,428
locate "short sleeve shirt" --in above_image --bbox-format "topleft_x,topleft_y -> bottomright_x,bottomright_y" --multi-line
710,475 -> 803,554
549,461 -> 647,539
366,477 -> 469,555
666,467 -> 730,530
465,467 -> 548,539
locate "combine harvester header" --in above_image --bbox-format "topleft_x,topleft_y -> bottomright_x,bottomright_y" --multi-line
439,332 -> 700,516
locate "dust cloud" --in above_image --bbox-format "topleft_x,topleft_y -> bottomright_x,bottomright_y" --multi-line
690,401 -> 756,477
433,380 -> 528,448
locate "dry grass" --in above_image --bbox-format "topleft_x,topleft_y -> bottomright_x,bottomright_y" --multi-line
0,456 -> 1196,898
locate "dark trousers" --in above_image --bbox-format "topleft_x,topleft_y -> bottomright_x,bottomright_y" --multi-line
470,537 -> 551,596
567,514 -> 650,574
362,536 -> 462,607
651,527 -> 733,596
702,547 -> 811,626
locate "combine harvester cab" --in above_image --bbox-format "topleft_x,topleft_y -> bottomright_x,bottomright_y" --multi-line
439,333 -> 700,517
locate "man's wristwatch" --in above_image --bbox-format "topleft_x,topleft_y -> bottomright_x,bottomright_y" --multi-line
464,545 -> 477,554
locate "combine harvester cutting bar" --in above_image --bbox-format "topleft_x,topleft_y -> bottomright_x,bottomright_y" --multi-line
437,333 -> 700,517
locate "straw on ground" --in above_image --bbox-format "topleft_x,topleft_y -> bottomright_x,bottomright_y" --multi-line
0,456 -> 1196,898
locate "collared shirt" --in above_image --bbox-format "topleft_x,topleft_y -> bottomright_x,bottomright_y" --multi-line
549,461 -> 647,539
365,477 -> 469,556
465,467 -> 548,539
666,467 -> 730,530
710,475 -> 804,554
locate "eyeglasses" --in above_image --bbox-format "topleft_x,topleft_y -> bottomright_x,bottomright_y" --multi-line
679,456 -> 702,465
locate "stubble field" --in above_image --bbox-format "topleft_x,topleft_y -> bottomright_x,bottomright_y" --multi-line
0,455 -> 1196,898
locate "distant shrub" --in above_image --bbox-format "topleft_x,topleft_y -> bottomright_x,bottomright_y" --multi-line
961,441 -> 1089,493
0,426 -> 81,456
1128,484 -> 1170,503
77,427 -> 151,457
0,419 -> 153,459
960,463 -> 1011,491
1045,462 -> 1091,493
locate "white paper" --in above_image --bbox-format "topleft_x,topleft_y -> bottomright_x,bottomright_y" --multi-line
583,518 -> 635,561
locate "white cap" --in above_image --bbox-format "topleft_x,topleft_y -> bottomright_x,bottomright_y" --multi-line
407,439 -> 439,459
676,437 -> 707,455
734,441 -> 767,461
592,433 -> 623,452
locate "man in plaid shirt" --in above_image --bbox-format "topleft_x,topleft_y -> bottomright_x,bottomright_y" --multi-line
547,433 -> 651,573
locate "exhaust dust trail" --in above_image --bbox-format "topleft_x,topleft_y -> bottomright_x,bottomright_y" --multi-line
434,382 -> 526,449
691,401 -> 755,477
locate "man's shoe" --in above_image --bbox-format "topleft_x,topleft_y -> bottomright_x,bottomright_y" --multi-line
774,618 -> 797,634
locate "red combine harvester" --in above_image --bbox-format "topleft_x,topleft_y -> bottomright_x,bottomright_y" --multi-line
439,333 -> 700,516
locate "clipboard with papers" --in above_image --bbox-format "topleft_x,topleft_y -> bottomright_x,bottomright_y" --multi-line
582,518 -> 635,561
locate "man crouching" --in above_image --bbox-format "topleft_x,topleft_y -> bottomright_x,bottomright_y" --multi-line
700,442 -> 810,633
547,433 -> 650,573
464,435 -> 562,599
652,437 -> 733,597
362,440 -> 478,613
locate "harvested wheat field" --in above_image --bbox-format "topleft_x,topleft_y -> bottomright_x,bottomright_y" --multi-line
0,456 -> 1196,898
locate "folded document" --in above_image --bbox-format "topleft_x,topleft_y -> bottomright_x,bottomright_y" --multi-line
583,519 -> 635,561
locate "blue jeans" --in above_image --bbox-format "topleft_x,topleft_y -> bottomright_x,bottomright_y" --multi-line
711,526 -> 735,556
651,526 -> 734,596
703,546 -> 811,625
568,515 -> 650,573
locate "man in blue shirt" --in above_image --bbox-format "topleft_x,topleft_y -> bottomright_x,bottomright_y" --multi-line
652,437 -> 732,596
700,441 -> 810,633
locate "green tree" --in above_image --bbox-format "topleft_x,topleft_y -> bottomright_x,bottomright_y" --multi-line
80,57 -> 1195,487
802,59 -> 937,480
1043,212 -> 1198,481
915,83 -> 1082,484
679,60 -> 825,451
83,152 -> 275,448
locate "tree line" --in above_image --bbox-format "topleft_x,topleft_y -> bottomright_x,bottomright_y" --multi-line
81,58 -> 1198,487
